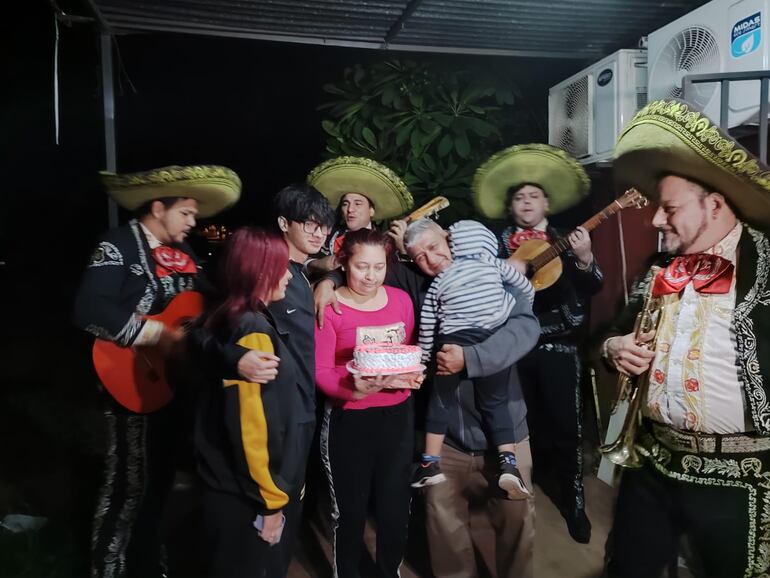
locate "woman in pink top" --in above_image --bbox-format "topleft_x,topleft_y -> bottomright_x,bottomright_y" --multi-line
315,228 -> 421,578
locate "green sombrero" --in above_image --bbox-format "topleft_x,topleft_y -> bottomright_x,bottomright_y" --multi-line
472,143 -> 590,220
614,99 -> 770,227
308,156 -> 413,220
101,165 -> 242,218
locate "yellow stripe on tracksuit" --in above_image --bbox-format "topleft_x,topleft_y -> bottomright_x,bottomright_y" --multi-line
223,332 -> 288,511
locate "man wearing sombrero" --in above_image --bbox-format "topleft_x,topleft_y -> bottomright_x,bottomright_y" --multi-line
305,156 -> 413,278
602,100 -> 770,577
473,144 -> 604,544
73,165 -> 240,578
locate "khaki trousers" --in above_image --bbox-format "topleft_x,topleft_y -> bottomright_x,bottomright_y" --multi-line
425,439 -> 535,578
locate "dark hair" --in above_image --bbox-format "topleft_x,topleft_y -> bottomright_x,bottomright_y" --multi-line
504,182 -> 547,211
205,227 -> 289,332
271,183 -> 335,231
337,228 -> 394,269
335,192 -> 375,227
134,197 -> 188,217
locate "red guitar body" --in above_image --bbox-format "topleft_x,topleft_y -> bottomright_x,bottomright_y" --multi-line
92,291 -> 204,413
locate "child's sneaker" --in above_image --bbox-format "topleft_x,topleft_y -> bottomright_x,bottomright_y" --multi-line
411,460 -> 446,488
498,452 -> 531,500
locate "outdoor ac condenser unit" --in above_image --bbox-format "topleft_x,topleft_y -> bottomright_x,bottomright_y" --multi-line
549,49 -> 648,166
647,0 -> 770,127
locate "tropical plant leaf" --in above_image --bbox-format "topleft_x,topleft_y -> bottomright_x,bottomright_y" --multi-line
454,133 -> 470,159
437,133 -> 453,158
321,120 -> 341,138
362,127 -> 377,148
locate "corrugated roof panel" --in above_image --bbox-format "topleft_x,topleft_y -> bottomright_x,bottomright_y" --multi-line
91,0 -> 711,59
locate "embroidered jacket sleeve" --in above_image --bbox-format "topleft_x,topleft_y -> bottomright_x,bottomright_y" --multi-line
564,249 -> 604,298
73,232 -> 147,347
222,317 -> 296,514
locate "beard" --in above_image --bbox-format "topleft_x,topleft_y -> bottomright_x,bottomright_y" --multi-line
662,211 -> 709,255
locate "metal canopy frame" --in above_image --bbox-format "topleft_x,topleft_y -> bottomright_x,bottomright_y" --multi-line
683,70 -> 770,164
82,0 -> 712,226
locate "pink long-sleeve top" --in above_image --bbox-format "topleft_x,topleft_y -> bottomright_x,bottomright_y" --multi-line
315,285 -> 415,410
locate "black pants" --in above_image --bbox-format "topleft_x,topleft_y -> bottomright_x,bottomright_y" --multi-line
518,342 -> 585,509
425,328 -> 515,448
321,399 -> 413,578
202,489 -> 279,578
606,462 -> 750,578
91,400 -> 179,578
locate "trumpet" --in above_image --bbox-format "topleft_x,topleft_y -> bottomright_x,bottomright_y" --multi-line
600,267 -> 664,469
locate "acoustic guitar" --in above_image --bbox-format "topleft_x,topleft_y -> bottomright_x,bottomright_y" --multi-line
92,291 -> 204,413
405,196 -> 449,222
511,188 -> 647,291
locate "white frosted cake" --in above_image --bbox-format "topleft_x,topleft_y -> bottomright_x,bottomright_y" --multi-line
351,343 -> 423,374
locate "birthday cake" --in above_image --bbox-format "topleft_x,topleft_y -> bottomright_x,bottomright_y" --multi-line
350,343 -> 423,375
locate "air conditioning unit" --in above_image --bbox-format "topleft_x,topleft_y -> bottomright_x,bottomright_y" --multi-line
648,0 -> 770,127
549,49 -> 648,166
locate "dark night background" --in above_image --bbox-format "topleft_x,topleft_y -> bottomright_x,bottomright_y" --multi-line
1,1 -> 596,576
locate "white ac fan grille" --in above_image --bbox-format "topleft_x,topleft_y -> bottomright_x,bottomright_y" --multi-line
650,25 -> 720,109
553,75 -> 590,158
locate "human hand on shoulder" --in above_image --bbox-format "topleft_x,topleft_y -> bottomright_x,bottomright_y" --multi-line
314,279 -> 342,329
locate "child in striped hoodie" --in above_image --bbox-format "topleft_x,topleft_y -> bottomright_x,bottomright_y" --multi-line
412,220 -> 535,499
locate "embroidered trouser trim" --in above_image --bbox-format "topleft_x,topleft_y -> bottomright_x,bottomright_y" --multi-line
607,421 -> 770,578
90,404 -> 177,578
518,343 -> 585,509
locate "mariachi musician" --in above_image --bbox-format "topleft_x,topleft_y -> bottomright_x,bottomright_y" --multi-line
304,156 -> 414,279
73,165 -> 240,578
603,99 -> 770,578
473,144 -> 603,543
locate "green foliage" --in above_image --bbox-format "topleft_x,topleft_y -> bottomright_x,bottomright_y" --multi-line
319,60 -> 519,220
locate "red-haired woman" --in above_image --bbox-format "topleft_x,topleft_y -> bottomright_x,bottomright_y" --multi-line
194,227 -> 302,578
315,228 -> 423,578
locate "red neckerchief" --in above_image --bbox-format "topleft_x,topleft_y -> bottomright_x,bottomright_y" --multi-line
151,246 -> 197,278
333,233 -> 346,255
504,228 -> 549,253
652,253 -> 734,297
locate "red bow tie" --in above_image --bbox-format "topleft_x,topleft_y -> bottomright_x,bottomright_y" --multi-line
505,229 -> 549,252
652,253 -> 734,297
151,246 -> 197,277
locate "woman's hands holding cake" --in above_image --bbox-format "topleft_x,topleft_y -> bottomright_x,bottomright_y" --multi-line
351,370 -> 424,398
351,373 -> 386,399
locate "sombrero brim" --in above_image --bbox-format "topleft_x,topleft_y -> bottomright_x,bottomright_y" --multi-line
614,100 -> 770,228
102,165 -> 242,218
308,157 -> 413,221
472,144 -> 590,220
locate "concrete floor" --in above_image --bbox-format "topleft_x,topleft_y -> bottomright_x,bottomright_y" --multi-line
282,474 -> 617,578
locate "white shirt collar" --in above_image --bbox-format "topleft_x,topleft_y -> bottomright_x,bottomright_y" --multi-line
139,222 -> 163,249
516,218 -> 548,233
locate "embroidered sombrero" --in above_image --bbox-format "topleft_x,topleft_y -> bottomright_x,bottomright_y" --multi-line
307,156 -> 413,220
101,165 -> 242,218
472,144 -> 590,220
614,99 -> 770,227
